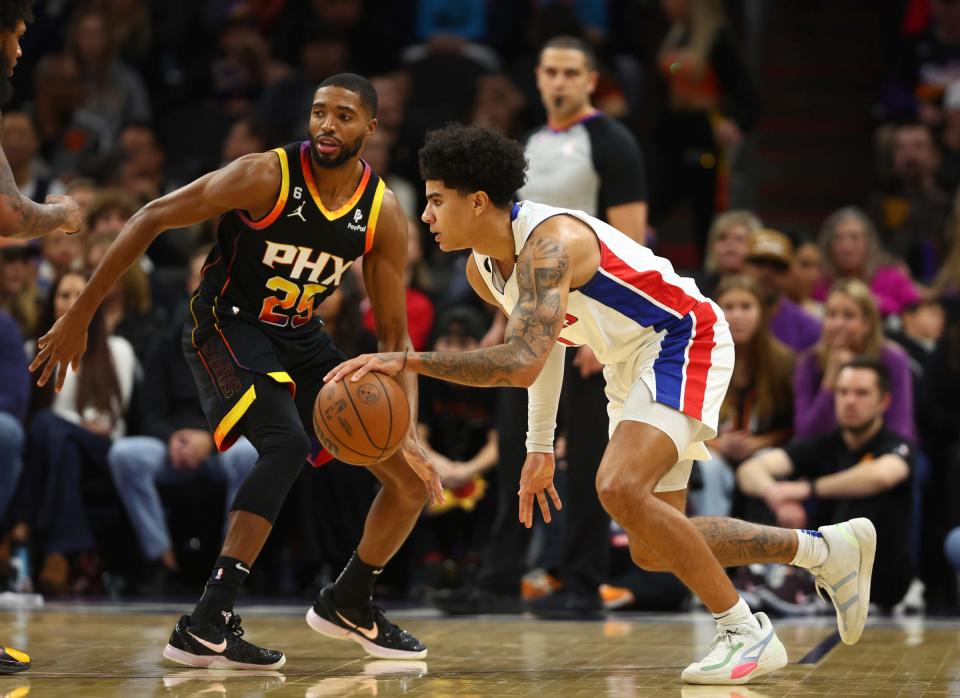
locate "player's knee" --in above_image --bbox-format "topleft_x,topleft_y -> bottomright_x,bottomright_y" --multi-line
378,458 -> 429,510
596,467 -> 638,519
254,424 -> 311,480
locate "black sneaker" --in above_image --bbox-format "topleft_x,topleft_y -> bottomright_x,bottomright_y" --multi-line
527,589 -> 604,620
306,584 -> 427,659
162,613 -> 286,670
431,585 -> 524,615
0,645 -> 30,673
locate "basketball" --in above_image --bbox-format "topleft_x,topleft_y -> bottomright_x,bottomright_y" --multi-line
312,372 -> 410,466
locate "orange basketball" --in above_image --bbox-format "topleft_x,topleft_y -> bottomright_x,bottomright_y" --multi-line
313,372 -> 410,466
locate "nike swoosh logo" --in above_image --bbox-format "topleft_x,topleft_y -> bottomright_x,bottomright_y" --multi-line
336,611 -> 379,640
236,562 -> 250,574
187,631 -> 227,653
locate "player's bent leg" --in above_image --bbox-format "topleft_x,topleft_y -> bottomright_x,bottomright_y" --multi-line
596,422 -> 785,684
306,450 -> 428,660
595,421 -> 738,612
165,376 -> 307,671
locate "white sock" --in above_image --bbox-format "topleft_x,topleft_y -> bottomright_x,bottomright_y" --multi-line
790,529 -> 829,569
712,596 -> 759,630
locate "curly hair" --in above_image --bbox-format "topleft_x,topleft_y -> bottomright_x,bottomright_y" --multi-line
419,124 -> 527,208
0,0 -> 32,31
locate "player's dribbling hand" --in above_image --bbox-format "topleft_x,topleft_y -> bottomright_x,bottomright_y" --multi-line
324,352 -> 404,383
46,194 -> 82,234
518,452 -> 562,529
29,311 -> 88,392
401,436 -> 446,506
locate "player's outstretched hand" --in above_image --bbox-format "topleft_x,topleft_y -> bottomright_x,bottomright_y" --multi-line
29,311 -> 88,392
324,352 -> 405,383
518,452 -> 562,529
46,194 -> 82,234
401,435 -> 446,506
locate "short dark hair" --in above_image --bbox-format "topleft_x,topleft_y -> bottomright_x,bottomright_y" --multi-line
317,73 -> 378,117
419,124 -> 527,208
540,35 -> 596,71
840,356 -> 891,395
0,0 -> 32,32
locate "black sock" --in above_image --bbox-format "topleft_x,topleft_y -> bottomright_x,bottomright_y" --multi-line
192,556 -> 250,625
332,550 -> 382,608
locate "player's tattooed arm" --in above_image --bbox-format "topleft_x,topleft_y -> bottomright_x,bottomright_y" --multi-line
415,235 -> 571,387
0,142 -> 80,237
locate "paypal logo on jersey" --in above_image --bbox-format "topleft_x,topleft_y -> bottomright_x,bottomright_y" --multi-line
346,208 -> 366,232
261,241 -> 354,285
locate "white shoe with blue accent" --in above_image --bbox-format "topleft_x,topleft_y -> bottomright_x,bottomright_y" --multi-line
681,612 -> 787,685
811,517 -> 876,645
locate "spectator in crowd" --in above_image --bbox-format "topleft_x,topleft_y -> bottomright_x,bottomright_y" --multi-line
37,228 -> 81,298
794,278 -> 915,442
813,207 -> 919,318
693,275 -> 794,517
694,209 -> 762,298
9,270 -> 137,594
66,3 -> 151,140
738,358 -> 914,610
32,53 -> 113,179
892,298 -> 947,389
784,233 -> 824,319
883,0 -> 960,124
413,306 -> 499,591
743,228 -> 822,352
653,0 -> 758,256
113,121 -> 171,202
220,115 -> 273,166
361,128 -> 418,221
2,109 -> 64,201
0,307 -> 29,529
108,248 -> 256,593
866,122 -> 951,282
0,240 -> 40,337
255,24 -> 351,144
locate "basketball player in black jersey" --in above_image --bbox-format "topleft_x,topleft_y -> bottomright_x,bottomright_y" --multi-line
31,73 -> 443,669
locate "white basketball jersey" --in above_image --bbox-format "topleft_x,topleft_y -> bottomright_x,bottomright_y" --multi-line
473,200 -> 732,424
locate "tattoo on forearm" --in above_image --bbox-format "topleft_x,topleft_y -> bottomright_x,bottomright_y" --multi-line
0,146 -> 66,235
417,236 -> 570,387
693,517 -> 798,566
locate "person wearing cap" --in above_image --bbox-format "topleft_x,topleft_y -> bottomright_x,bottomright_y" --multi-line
743,228 -> 822,353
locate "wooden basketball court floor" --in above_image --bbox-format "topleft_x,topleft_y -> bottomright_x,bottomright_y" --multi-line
2,603 -> 960,696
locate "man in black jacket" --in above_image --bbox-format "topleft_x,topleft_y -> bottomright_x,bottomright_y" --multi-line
107,248 -> 256,586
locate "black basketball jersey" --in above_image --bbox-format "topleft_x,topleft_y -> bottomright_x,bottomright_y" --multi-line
197,141 -> 386,332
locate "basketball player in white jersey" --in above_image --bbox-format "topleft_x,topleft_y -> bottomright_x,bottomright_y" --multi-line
327,124 -> 877,685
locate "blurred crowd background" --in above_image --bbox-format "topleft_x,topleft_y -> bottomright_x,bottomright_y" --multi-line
0,0 -> 959,622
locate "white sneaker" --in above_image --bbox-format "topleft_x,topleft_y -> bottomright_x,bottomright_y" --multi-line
811,518 -> 876,645
681,612 -> 787,685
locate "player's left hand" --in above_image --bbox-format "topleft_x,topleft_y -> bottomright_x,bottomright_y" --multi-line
324,352 -> 405,383
518,452 -> 562,528
401,435 -> 446,506
29,309 -> 89,391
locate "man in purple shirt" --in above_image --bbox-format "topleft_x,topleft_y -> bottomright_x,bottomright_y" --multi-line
743,229 -> 821,352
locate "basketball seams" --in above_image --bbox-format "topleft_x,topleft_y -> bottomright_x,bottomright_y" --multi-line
315,383 -> 381,463
342,377 -> 385,452
371,373 -> 393,461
